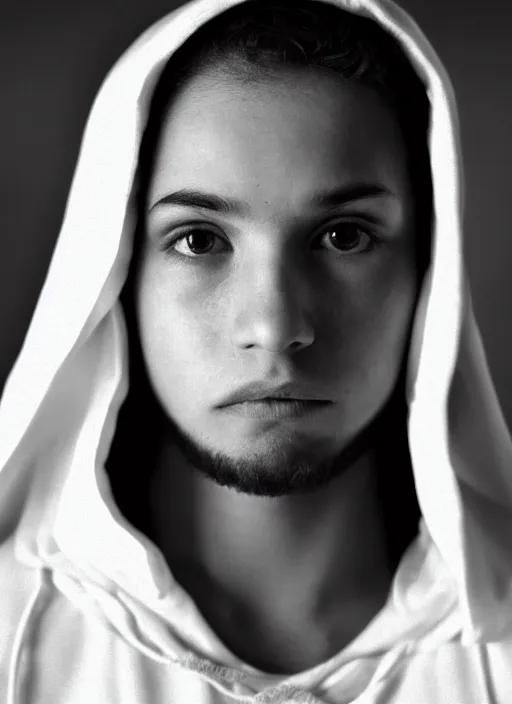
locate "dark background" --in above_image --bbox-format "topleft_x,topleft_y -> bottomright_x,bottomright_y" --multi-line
1,1 -> 512,423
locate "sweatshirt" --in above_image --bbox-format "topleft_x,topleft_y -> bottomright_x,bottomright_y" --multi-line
2,0 -> 512,701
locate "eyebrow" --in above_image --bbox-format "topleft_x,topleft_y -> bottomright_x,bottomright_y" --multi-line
148,183 -> 396,216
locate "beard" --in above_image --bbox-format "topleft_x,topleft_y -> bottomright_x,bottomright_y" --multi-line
160,393 -> 401,498
107,364 -> 418,568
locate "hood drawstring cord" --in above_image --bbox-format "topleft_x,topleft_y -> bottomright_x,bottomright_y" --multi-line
7,568 -> 48,704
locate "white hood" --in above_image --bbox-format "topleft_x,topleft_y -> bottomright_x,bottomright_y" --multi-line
2,0 -> 512,702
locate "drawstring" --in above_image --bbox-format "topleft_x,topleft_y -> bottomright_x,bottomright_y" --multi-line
7,567 -> 48,704
474,645 -> 498,704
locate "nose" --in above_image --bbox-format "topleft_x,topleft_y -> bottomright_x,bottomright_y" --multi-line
229,255 -> 315,355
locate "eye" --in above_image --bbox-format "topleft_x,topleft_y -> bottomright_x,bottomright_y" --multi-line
163,228 -> 229,257
161,221 -> 379,259
316,222 -> 377,255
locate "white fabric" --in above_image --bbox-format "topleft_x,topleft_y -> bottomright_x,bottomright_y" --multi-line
2,0 -> 512,701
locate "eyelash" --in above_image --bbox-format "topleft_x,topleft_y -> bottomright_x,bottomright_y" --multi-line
160,221 -> 381,259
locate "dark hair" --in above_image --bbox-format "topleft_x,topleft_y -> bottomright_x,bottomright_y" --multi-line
134,0 -> 432,276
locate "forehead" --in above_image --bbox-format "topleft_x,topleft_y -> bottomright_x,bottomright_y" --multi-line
148,66 -> 411,213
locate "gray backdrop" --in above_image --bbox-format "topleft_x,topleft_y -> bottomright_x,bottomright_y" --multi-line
1,0 -> 511,424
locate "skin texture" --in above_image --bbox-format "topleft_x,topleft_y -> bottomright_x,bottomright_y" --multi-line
130,64 -> 421,673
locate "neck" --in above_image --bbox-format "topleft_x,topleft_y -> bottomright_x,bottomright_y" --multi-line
144,436 -> 400,673
106,382 -> 419,673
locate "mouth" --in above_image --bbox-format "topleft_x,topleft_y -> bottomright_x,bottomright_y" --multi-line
219,398 -> 332,420
217,380 -> 332,408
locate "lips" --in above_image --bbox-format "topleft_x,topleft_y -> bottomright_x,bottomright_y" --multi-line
216,380 -> 332,408
220,398 -> 331,420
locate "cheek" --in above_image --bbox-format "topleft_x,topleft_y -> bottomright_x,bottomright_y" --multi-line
324,257 -> 418,392
357,260 -> 418,378
135,259 -> 221,389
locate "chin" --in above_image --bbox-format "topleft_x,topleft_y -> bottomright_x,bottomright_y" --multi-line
166,413 -> 375,497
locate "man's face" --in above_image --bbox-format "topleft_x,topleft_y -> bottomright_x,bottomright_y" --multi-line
135,64 -> 420,495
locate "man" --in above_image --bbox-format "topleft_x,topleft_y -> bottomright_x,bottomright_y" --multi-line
1,1 -> 512,702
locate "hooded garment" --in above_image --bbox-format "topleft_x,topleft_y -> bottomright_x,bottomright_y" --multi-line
2,0 -> 512,702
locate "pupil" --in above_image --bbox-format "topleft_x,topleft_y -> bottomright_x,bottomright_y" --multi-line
331,226 -> 360,250
187,231 -> 213,253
